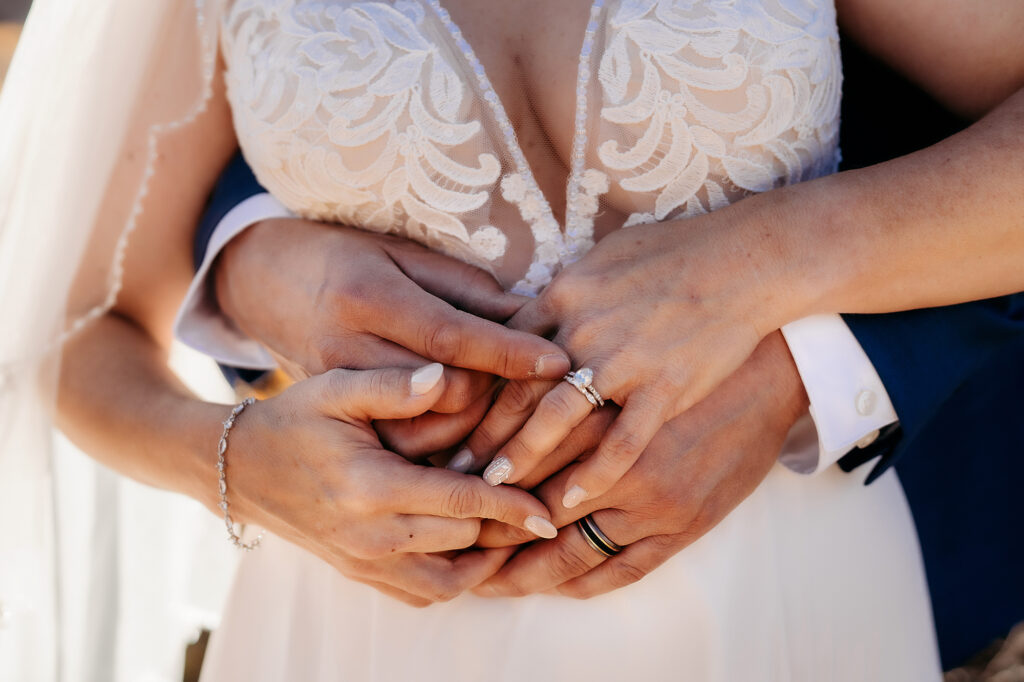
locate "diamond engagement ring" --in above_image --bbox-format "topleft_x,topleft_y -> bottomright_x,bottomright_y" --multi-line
563,368 -> 604,408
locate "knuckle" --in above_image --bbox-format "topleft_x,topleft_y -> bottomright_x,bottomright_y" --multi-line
428,576 -> 463,603
647,473 -> 680,504
641,375 -> 679,407
348,533 -> 391,561
366,367 -> 394,398
547,544 -> 594,579
345,480 -> 388,517
322,368 -> 350,401
314,337 -> 348,371
563,319 -> 599,350
649,533 -> 683,552
607,559 -> 648,587
457,266 -> 499,301
532,289 -> 557,319
648,381 -> 680,410
540,387 -> 582,420
541,281 -> 568,312
661,362 -> 690,396
545,273 -> 582,312
441,483 -> 485,519
493,577 -> 529,598
686,503 -> 721,538
608,429 -> 645,460
329,275 -> 375,321
314,276 -> 347,315
495,348 -> 519,379
501,380 -> 541,418
422,320 -> 463,364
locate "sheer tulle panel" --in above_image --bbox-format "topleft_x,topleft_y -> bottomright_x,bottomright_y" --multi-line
590,0 -> 843,228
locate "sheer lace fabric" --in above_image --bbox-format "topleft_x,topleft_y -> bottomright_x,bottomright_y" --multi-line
222,0 -> 841,294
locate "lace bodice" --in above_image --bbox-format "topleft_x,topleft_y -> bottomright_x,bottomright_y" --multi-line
221,0 -> 842,294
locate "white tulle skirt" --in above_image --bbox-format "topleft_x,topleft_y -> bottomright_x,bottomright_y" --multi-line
199,456 -> 942,682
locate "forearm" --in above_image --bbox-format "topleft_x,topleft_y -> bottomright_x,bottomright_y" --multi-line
747,86 -> 1024,323
56,313 -> 223,513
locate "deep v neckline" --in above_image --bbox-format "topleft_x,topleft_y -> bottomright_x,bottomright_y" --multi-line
425,0 -> 607,267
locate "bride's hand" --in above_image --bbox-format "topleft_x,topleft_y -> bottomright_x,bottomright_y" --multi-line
473,332 -> 808,598
471,209 -> 794,508
220,362 -> 558,605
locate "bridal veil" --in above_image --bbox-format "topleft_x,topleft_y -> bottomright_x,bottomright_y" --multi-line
0,1 -> 235,679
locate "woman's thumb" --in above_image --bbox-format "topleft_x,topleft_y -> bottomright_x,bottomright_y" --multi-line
318,363 -> 446,422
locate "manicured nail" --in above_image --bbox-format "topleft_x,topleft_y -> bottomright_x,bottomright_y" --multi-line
562,485 -> 588,509
410,363 -> 444,395
524,516 -> 558,539
483,456 -> 513,486
534,353 -> 569,378
446,448 -> 475,473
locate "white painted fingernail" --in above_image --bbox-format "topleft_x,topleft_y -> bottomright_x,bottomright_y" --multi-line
562,485 -> 588,509
524,516 -> 558,539
446,448 -> 475,473
410,363 -> 444,396
483,456 -> 513,486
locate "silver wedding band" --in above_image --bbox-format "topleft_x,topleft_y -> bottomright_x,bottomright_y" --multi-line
577,514 -> 623,557
563,368 -> 604,408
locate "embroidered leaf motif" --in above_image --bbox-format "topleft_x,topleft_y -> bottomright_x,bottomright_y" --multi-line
369,51 -> 429,96
428,53 -> 464,121
357,4 -> 431,52
402,194 -> 472,243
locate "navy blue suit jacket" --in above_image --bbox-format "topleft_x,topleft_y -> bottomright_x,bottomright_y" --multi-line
197,41 -> 1023,667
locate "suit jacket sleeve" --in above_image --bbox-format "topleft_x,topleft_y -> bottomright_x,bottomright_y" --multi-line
185,152 -> 277,384
193,151 -> 267,269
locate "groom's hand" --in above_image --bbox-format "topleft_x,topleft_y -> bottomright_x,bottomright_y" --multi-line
214,218 -> 570,418
473,332 -> 809,598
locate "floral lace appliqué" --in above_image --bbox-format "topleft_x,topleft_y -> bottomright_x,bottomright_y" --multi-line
223,1 -> 507,264
596,0 -> 842,225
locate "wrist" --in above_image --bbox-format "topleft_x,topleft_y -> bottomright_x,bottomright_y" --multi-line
755,173 -> 878,322
177,398 -> 238,516
734,189 -> 821,334
752,330 -> 810,425
213,219 -> 272,331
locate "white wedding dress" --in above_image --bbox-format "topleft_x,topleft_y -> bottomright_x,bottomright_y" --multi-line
199,1 -> 942,679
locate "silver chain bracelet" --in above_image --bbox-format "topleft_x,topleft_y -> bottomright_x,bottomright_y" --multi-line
217,397 -> 263,551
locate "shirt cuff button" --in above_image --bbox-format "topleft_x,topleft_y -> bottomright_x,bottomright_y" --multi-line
855,389 -> 877,416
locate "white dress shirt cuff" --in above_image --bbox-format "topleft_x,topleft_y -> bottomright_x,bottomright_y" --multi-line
172,193 -> 292,370
778,314 -> 899,475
